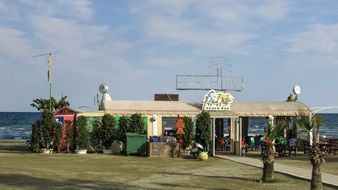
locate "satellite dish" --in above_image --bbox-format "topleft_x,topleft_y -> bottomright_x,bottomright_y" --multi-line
293,85 -> 301,95
99,83 -> 108,94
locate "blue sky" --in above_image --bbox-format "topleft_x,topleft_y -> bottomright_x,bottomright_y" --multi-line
1,0 -> 338,112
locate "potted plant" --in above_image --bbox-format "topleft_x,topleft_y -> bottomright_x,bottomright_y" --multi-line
101,114 -> 116,154
41,111 -> 54,153
90,120 -> 102,152
30,120 -> 43,153
65,120 -> 74,153
53,121 -> 63,153
75,116 -> 89,154
182,116 -> 193,156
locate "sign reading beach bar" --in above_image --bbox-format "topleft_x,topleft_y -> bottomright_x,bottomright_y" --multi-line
202,90 -> 234,111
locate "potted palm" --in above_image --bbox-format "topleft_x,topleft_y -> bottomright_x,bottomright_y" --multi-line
75,116 -> 89,154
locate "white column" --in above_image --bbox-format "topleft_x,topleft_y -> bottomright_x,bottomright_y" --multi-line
152,114 -> 158,136
238,118 -> 242,156
212,118 -> 216,156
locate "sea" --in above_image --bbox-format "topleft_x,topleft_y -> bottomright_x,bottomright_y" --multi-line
0,112 -> 337,140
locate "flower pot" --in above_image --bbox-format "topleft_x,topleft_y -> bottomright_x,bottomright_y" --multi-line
40,149 -> 51,154
75,149 -> 87,154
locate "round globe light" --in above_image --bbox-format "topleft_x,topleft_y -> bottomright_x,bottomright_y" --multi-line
199,152 -> 209,161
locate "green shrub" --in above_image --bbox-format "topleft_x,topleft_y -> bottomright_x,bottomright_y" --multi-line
195,111 -> 211,150
31,120 -> 42,153
100,114 -> 116,149
41,111 -> 54,150
65,120 -> 74,153
116,115 -> 129,142
183,116 -> 194,149
129,113 -> 145,134
90,120 -> 101,151
75,116 -> 89,150
53,121 -> 63,152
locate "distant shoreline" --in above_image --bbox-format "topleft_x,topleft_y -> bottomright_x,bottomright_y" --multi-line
0,139 -> 26,142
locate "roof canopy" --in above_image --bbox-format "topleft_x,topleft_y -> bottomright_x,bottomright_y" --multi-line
231,101 -> 311,117
102,100 -> 311,117
102,100 -> 200,116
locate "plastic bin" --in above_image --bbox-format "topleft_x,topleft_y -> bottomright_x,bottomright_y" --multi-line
126,133 -> 148,156
150,136 -> 161,142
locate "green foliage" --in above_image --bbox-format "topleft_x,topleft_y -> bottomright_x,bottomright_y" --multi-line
90,120 -> 101,150
75,116 -> 89,150
195,111 -> 211,146
295,114 -> 325,189
30,96 -> 70,152
296,115 -> 323,136
53,121 -> 63,152
41,111 -> 54,149
264,121 -> 288,145
30,120 -> 42,153
30,96 -> 70,113
129,113 -> 145,134
182,116 -> 193,149
100,114 -> 116,148
286,94 -> 297,102
116,115 -> 129,142
65,120 -> 74,152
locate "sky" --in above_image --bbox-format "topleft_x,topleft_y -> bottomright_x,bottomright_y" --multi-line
1,0 -> 338,112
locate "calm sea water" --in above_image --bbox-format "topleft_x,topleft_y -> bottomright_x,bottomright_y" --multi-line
0,112 -> 337,139
248,113 -> 338,138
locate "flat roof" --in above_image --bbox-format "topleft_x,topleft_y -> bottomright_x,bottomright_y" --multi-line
101,100 -> 311,117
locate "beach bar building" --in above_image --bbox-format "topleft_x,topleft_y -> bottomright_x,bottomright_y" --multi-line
79,89 -> 311,156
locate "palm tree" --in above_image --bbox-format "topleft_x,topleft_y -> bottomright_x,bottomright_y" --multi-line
261,120 -> 288,182
30,96 -> 69,113
296,114 -> 324,190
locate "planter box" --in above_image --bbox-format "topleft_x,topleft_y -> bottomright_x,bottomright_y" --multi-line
149,142 -> 179,157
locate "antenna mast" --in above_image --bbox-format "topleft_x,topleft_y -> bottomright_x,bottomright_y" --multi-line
33,53 -> 53,111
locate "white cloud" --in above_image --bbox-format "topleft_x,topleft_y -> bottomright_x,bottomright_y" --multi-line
0,28 -> 37,62
19,0 -> 93,21
0,1 -> 19,20
256,0 -> 290,20
286,24 -> 338,53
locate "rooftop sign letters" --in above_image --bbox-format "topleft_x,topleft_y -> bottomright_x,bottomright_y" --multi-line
202,90 -> 234,111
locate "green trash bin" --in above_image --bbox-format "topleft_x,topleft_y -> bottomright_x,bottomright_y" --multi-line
126,133 -> 148,156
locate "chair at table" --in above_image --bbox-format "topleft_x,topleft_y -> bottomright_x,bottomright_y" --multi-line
288,138 -> 297,156
328,139 -> 338,155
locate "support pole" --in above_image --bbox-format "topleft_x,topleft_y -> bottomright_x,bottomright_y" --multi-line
212,118 -> 216,156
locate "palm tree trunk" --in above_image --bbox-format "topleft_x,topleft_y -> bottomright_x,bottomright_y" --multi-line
262,144 -> 275,181
311,162 -> 323,190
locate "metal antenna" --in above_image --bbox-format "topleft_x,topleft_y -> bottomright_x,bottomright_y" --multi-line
33,53 -> 53,111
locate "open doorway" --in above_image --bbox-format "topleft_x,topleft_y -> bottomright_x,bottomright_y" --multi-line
215,118 -> 232,152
